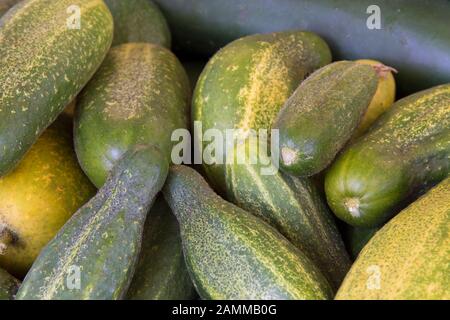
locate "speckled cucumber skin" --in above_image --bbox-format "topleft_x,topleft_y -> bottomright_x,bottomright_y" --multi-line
0,268 -> 20,300
75,43 -> 190,188
16,145 -> 168,300
225,141 -> 350,290
191,32 -> 345,289
0,0 -> 18,16
193,31 -> 331,192
127,196 -> 197,300
274,61 -> 378,177
325,84 -> 450,227
163,165 -> 334,300
336,178 -> 450,300
104,0 -> 171,47
0,0 -> 113,176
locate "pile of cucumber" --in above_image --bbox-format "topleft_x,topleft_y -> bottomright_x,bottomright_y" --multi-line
0,0 -> 448,300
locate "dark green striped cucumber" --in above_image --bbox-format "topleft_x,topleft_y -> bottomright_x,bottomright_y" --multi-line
154,0 -> 450,94
104,0 -> 171,47
326,84 -> 450,227
75,43 -> 190,187
0,0 -> 113,176
225,140 -> 350,289
0,0 -> 18,16
16,145 -> 168,300
127,196 -> 197,300
274,61 -> 378,177
163,165 -> 333,300
0,267 -> 20,300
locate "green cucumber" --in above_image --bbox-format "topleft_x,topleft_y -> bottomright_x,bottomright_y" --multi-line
163,165 -> 334,300
127,196 -> 197,300
325,84 -> 450,227
0,267 -> 20,300
75,43 -> 190,187
0,0 -> 18,16
193,31 -> 330,198
225,140 -> 350,289
191,31 -> 346,287
193,31 -> 331,192
0,0 -> 113,176
274,61 -> 378,177
155,0 -> 450,94
104,0 -> 171,47
336,178 -> 450,300
16,145 -> 168,300
344,226 -> 379,260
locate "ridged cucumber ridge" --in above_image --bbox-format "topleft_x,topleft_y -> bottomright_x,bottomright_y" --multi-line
75,42 -> 190,187
0,267 -> 20,300
163,165 -> 334,300
193,31 -> 331,190
127,196 -> 196,300
274,61 -> 378,176
16,145 -> 168,300
336,178 -> 450,300
0,0 -> 113,176
225,140 -> 350,289
104,0 -> 171,47
325,84 -> 450,227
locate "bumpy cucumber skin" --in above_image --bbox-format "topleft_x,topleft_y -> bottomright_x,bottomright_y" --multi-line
127,196 -> 197,300
16,145 -> 168,300
0,268 -> 20,300
325,84 -> 450,227
191,32 -> 346,288
336,178 -> 450,300
163,165 -> 334,300
225,141 -> 350,290
75,43 -> 190,187
104,0 -> 171,47
0,0 -> 18,16
193,31 -> 331,192
0,0 -> 113,176
274,61 -> 378,177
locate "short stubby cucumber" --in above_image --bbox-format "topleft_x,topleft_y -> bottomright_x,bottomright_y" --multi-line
274,61 -> 379,177
336,178 -> 450,300
127,196 -> 197,300
325,84 -> 450,227
104,0 -> 171,47
16,145 -> 168,300
75,43 -> 190,187
0,0 -> 113,176
163,165 -> 334,300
